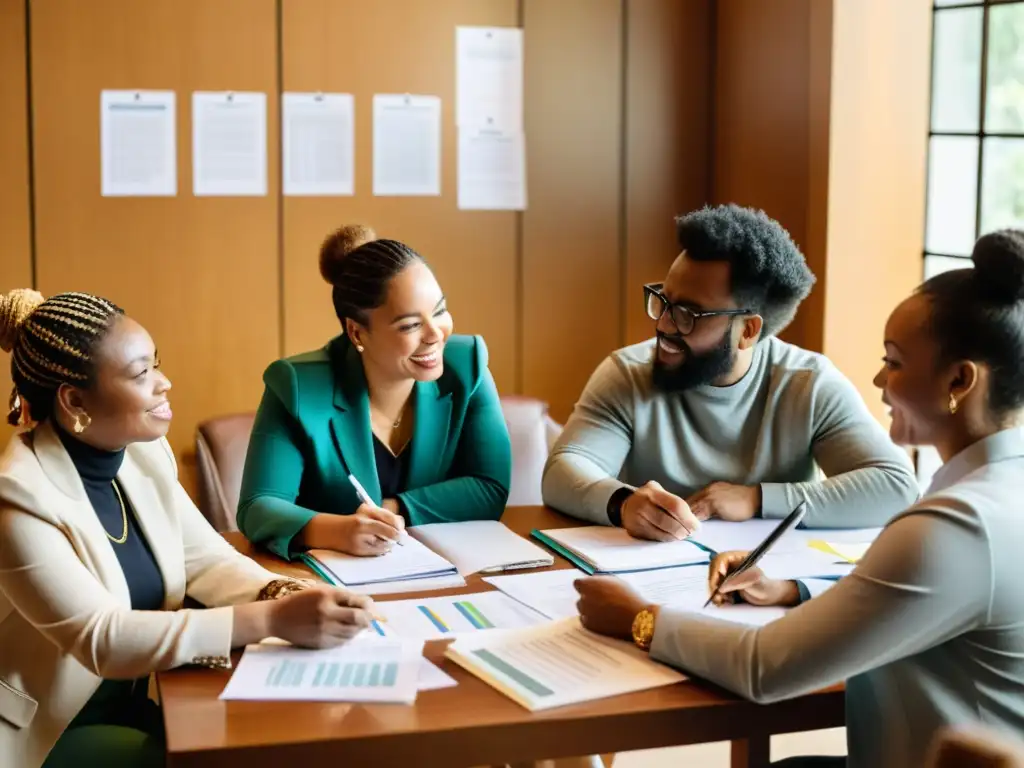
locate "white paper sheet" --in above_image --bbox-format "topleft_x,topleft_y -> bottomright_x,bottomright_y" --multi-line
282,92 -> 354,196
410,521 -> 552,575
456,26 -> 523,130
537,526 -> 709,574
373,94 -> 441,196
375,591 -> 548,641
446,618 -> 686,711
220,638 -> 423,703
100,90 -> 176,197
418,659 -> 458,691
483,568 -> 584,620
690,519 -> 881,559
457,127 -> 526,210
619,567 -> 789,627
192,91 -> 267,196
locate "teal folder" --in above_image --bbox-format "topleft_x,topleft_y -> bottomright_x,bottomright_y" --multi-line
530,529 -> 600,574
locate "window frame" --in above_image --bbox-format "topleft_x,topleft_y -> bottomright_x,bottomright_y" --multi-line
925,0 -> 1024,266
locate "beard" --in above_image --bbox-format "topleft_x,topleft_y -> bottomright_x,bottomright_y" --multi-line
651,326 -> 736,392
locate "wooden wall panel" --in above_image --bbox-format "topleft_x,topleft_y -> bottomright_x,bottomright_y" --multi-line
822,0 -> 930,421
280,0 -> 519,394
0,0 -> 33,445
30,0 -> 281,473
713,0 -> 823,353
522,0 -> 623,422
624,0 -> 712,345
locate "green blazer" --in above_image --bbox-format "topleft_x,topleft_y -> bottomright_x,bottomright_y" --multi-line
237,334 -> 512,559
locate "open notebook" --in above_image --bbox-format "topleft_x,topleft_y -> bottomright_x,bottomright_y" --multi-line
302,537 -> 464,593
532,526 -> 709,574
410,520 -> 554,575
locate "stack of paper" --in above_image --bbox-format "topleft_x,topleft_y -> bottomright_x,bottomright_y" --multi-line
446,618 -> 686,711
375,590 -> 548,641
410,520 -> 554,575
220,638 -> 424,703
302,537 -> 465,594
532,526 -> 709,574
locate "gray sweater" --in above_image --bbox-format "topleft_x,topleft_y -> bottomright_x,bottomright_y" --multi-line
542,337 -> 918,527
652,427 -> 1024,768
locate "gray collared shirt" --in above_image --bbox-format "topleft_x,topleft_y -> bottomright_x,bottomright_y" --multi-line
650,427 -> 1024,768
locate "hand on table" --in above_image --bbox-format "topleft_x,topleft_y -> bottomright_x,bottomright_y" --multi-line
687,482 -> 761,522
621,481 -> 700,541
574,576 -> 652,641
268,586 -> 375,648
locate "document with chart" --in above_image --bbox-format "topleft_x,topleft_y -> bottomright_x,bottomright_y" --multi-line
220,638 -> 423,703
445,618 -> 686,711
375,591 -> 548,640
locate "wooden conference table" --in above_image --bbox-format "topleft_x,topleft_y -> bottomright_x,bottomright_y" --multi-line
157,506 -> 844,768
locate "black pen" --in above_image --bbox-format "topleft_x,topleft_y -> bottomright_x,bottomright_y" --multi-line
704,501 -> 808,608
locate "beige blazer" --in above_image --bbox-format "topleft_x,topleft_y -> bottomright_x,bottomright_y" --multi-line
0,421 -> 280,768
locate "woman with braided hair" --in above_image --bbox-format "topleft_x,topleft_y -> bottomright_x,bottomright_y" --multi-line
0,289 -> 375,768
238,225 -> 513,560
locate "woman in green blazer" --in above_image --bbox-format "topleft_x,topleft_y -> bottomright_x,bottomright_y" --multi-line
238,225 -> 512,559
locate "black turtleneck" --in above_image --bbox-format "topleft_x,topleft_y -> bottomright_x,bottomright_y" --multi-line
55,423 -> 165,611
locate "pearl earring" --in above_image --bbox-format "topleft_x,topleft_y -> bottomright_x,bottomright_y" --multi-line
355,344 -> 364,353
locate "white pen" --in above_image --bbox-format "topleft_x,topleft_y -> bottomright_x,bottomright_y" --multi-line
347,473 -> 405,546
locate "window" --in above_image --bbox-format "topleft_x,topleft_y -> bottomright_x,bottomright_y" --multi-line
925,0 -> 1024,279
920,1 -> 1024,486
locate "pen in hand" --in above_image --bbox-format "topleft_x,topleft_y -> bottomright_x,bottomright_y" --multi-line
347,473 -> 405,547
704,501 -> 808,608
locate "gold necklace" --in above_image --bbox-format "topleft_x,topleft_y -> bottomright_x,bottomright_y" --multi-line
107,481 -> 129,544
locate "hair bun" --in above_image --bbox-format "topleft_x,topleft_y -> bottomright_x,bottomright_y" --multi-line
972,229 -> 1024,303
319,224 -> 377,285
0,288 -> 44,353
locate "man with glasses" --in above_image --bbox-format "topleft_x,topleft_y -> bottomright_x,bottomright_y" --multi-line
542,204 -> 917,539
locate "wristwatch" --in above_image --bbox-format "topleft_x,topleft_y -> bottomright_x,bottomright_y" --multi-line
631,607 -> 657,651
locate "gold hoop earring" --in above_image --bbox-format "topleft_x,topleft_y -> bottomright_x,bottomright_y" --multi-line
948,392 -> 958,415
73,413 -> 92,434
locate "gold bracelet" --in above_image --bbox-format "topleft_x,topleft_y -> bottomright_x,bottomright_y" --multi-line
257,578 -> 312,601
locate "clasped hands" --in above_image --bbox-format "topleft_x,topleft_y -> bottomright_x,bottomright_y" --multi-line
621,480 -> 762,542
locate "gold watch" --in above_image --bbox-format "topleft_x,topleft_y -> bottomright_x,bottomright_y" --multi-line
631,607 -> 657,651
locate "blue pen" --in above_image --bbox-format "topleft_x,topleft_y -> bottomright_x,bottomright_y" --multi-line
347,473 -> 405,546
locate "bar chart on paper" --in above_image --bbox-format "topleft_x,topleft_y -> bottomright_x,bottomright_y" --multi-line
220,639 -> 423,703
376,591 -> 547,640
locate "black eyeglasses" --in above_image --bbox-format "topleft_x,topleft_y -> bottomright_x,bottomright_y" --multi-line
643,283 -> 753,336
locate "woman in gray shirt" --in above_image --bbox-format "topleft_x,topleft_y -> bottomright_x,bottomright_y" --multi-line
575,229 -> 1024,768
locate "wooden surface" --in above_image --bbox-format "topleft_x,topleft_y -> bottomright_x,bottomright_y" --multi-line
28,0 -> 282,489
158,506 -> 844,768
623,0 -> 713,346
0,0 -> 32,445
521,0 -> 624,418
279,0 -> 520,393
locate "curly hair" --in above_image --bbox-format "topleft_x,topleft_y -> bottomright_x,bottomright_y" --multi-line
676,204 -> 816,338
